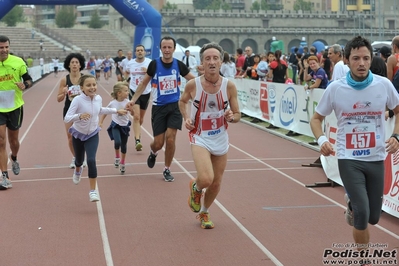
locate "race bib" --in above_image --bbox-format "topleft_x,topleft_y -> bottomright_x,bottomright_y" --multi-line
133,75 -> 144,86
68,85 -> 81,101
344,123 -> 376,158
200,110 -> 225,135
0,90 -> 15,109
159,74 -> 178,95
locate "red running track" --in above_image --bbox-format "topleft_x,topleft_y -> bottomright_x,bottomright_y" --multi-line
0,72 -> 398,266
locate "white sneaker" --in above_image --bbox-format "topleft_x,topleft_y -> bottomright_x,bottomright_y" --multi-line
114,158 -> 120,168
120,164 -> 125,174
89,191 -> 100,202
83,160 -> 87,168
72,168 -> 82,185
69,157 -> 75,169
0,173 -> 11,189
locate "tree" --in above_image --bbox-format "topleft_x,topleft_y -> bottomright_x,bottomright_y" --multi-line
55,6 -> 76,28
251,0 -> 270,11
260,0 -> 270,10
251,1 -> 261,11
1,5 -> 24,27
88,9 -> 105,29
163,1 -> 178,9
293,0 -> 312,11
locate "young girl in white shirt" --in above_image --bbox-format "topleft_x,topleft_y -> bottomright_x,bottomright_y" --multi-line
99,82 -> 131,174
64,75 -> 127,202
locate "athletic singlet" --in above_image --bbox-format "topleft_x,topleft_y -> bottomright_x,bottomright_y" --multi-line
393,54 -> 399,76
63,74 -> 81,117
0,54 -> 27,112
150,58 -> 181,106
188,77 -> 229,155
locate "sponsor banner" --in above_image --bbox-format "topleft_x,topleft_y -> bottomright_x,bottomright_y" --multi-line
232,79 -> 399,218
234,79 -> 325,137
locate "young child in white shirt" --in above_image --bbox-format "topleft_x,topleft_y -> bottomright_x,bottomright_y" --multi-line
64,75 -> 127,202
99,82 -> 131,174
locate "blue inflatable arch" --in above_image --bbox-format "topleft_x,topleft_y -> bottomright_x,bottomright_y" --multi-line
1,0 -> 161,58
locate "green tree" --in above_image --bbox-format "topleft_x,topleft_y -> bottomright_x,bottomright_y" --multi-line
88,9 -> 105,29
251,1 -> 260,11
293,0 -> 312,11
55,6 -> 76,28
1,5 -> 24,27
260,0 -> 270,10
251,0 -> 270,11
163,1 -> 178,9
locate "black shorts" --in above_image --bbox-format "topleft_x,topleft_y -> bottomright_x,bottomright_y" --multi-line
151,102 -> 182,136
0,106 -> 24,130
115,68 -> 122,76
54,67 -> 58,72
95,70 -> 101,73
129,90 -> 150,110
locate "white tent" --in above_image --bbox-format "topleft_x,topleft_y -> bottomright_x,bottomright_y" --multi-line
173,43 -> 187,61
185,45 -> 202,64
371,41 -> 391,49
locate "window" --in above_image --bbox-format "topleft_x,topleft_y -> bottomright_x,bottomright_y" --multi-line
388,20 -> 395,29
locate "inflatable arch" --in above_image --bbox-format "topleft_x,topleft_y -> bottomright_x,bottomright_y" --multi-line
1,0 -> 161,58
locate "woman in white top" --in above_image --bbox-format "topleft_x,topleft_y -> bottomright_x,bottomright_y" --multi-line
220,52 -> 236,78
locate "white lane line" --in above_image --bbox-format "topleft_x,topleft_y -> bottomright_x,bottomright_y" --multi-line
230,143 -> 399,240
84,77 -> 115,265
140,127 -> 285,266
95,188 -> 114,266
19,78 -> 60,143
26,77 -> 115,266
263,205 -> 338,211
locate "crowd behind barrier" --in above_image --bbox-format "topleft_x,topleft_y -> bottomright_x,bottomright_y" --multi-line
230,78 -> 399,219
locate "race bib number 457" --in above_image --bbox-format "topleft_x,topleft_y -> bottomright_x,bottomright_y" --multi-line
344,123 -> 377,157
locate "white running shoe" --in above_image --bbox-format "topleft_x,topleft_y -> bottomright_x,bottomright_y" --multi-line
83,160 -> 87,168
73,168 -> 83,185
69,157 -> 75,169
0,173 -> 11,189
120,164 -> 125,174
114,158 -> 120,168
89,191 -> 100,202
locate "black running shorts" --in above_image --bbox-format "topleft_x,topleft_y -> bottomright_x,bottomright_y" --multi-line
151,102 -> 182,136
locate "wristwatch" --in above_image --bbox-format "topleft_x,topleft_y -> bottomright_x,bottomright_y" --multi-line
391,133 -> 399,143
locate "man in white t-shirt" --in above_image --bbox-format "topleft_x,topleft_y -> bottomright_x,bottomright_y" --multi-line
52,57 -> 59,77
121,51 -> 134,81
125,45 -> 152,151
310,36 -> 399,266
328,44 -> 349,81
94,56 -> 103,81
